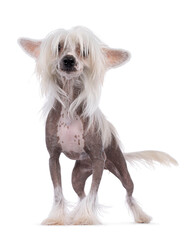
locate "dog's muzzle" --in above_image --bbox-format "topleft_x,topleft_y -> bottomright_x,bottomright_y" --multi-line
60,55 -> 77,73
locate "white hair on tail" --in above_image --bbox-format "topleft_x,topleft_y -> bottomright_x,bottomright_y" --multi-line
124,150 -> 178,167
35,26 -> 116,148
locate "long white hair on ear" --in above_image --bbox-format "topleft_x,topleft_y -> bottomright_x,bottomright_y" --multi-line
36,26 -> 117,148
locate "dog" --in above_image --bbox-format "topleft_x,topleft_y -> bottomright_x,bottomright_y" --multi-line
18,26 -> 177,225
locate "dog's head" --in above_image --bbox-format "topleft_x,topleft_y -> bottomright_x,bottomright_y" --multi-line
18,26 -> 130,120
18,26 -> 130,80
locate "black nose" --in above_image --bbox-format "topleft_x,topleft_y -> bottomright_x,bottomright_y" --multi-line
60,55 -> 76,72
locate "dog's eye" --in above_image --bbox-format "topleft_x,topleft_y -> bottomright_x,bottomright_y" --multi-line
76,46 -> 81,56
83,49 -> 89,58
58,43 -> 63,53
76,45 -> 89,58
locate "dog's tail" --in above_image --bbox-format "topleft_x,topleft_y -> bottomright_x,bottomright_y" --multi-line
124,151 -> 178,167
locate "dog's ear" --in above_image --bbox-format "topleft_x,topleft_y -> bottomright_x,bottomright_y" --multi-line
103,48 -> 131,68
18,38 -> 41,59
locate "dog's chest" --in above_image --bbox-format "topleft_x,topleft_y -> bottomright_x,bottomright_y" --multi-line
57,108 -> 84,153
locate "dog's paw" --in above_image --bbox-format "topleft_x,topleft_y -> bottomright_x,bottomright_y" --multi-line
70,215 -> 101,225
41,202 -> 69,225
41,217 -> 67,225
69,196 -> 101,225
135,213 -> 152,224
69,214 -> 101,225
127,196 -> 152,224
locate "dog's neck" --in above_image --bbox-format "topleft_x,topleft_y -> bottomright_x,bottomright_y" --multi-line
57,76 -> 83,115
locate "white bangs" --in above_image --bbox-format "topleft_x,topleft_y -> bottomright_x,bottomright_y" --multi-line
36,26 -> 114,148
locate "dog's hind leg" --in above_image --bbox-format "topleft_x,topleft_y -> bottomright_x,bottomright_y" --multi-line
42,150 -> 68,225
71,160 -> 92,199
105,139 -> 152,223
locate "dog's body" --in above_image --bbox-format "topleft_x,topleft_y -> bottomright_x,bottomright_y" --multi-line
19,26 -> 177,225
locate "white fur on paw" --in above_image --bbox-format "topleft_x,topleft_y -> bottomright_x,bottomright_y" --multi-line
69,196 -> 101,225
41,202 -> 69,225
71,215 -> 101,225
41,217 -> 66,225
135,212 -> 152,223
127,196 -> 152,224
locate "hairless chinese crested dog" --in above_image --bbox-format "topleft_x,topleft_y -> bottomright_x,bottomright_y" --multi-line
18,26 -> 177,225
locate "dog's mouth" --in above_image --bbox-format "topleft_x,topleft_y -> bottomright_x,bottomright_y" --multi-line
56,65 -> 82,80
64,67 -> 77,73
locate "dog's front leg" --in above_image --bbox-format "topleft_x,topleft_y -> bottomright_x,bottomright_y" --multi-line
42,152 -> 68,225
70,147 -> 105,225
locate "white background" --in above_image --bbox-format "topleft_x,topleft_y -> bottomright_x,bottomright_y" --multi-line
0,0 -> 191,239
